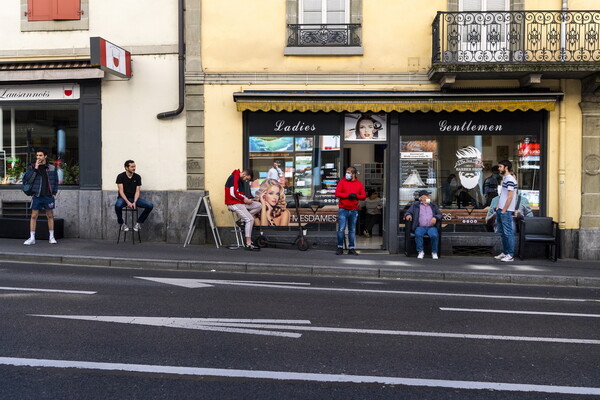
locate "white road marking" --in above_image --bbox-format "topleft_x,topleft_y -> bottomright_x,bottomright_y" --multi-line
136,277 -> 311,289
1,356 -> 599,395
441,307 -> 600,318
134,277 -> 600,303
0,286 -> 96,295
31,315 -> 600,344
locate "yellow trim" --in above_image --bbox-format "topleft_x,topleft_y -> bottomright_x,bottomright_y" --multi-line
236,100 -> 557,113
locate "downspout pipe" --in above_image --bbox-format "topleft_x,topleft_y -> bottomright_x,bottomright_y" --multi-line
157,0 -> 185,119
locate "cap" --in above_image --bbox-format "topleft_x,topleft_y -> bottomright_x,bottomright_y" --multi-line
417,190 -> 431,197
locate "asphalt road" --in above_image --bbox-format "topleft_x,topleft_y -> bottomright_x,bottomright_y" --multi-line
1,261 -> 600,400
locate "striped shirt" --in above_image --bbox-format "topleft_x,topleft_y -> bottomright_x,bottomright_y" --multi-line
497,173 -> 517,211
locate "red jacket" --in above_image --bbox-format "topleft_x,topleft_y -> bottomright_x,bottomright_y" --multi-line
224,169 -> 249,205
335,178 -> 366,210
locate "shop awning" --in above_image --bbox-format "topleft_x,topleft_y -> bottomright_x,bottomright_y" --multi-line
233,91 -> 562,113
0,60 -> 104,81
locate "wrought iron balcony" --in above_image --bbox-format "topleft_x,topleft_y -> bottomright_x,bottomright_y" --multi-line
287,24 -> 361,47
430,11 -> 600,81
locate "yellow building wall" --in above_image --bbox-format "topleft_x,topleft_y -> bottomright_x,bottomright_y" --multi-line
202,0 -> 444,73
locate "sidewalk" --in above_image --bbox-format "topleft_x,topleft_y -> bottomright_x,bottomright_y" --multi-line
0,238 -> 599,288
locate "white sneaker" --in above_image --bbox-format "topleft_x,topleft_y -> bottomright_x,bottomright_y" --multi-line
133,222 -> 141,232
49,237 -> 57,244
494,253 -> 506,260
417,251 -> 425,259
120,224 -> 129,232
23,237 -> 35,245
432,253 -> 438,260
500,255 -> 514,262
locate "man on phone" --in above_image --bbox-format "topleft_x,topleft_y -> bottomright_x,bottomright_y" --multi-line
23,148 -> 59,245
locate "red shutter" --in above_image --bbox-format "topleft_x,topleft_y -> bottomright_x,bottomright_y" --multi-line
28,0 -> 53,21
53,0 -> 81,20
27,0 -> 81,21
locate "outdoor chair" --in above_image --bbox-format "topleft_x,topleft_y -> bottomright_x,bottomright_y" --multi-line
518,217 -> 560,261
404,219 -> 442,258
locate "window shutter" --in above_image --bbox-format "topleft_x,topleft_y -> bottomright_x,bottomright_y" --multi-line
461,0 -> 482,11
28,0 -> 53,21
53,0 -> 81,20
487,0 -> 508,11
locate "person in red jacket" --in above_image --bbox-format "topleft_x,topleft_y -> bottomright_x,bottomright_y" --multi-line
225,169 -> 261,250
335,166 -> 366,255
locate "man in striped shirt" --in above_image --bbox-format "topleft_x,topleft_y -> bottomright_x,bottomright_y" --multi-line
494,160 -> 518,262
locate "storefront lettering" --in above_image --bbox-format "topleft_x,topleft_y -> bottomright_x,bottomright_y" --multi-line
0,88 -> 51,99
438,120 -> 503,133
274,120 -> 316,132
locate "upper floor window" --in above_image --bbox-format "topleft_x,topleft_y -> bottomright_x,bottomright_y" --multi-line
285,0 -> 363,55
27,0 -> 81,21
459,0 -> 509,11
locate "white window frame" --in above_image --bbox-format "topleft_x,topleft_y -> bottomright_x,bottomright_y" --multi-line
298,0 -> 350,24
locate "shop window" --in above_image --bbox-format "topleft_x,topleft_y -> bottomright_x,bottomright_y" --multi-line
27,0 -> 81,21
399,133 -> 542,231
1,105 -> 79,186
247,134 -> 341,227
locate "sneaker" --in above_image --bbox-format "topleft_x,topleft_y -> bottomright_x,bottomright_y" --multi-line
363,230 -> 370,238
336,247 -> 344,255
24,237 -> 35,245
120,224 -> 130,232
133,222 -> 141,231
417,251 -> 425,259
236,220 -> 245,228
494,253 -> 506,260
348,249 -> 358,256
49,237 -> 57,244
244,243 -> 260,251
500,255 -> 514,262
432,253 -> 438,260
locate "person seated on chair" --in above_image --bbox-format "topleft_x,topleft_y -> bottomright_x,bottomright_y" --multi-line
115,160 -> 154,232
225,168 -> 261,251
403,190 -> 442,260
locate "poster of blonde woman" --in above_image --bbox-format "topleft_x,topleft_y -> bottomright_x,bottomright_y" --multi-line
254,179 -> 291,226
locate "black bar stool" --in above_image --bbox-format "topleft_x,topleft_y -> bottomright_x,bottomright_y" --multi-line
117,207 -> 142,244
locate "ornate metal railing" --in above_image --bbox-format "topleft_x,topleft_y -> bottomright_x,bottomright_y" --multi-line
432,11 -> 600,63
287,24 -> 361,47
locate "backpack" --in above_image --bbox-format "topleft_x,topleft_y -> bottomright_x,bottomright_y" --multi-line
22,172 -> 35,196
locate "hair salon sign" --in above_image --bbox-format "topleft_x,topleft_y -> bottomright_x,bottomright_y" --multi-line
0,84 -> 80,101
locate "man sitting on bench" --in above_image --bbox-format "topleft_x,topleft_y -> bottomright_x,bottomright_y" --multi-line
404,190 -> 442,260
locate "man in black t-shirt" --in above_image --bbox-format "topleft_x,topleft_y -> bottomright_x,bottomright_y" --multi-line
115,160 -> 154,232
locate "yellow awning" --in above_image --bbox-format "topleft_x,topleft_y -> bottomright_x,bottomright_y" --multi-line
235,99 -> 557,113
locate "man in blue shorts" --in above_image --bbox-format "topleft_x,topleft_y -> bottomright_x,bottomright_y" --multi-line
23,148 -> 59,245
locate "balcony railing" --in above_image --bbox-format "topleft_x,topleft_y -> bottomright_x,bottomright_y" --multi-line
432,11 -> 600,63
287,24 -> 361,47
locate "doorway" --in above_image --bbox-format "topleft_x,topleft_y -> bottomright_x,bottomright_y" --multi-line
344,143 -> 386,250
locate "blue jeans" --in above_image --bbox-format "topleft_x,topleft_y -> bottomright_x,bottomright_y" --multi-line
415,226 -> 439,254
115,197 -> 154,224
337,208 -> 358,249
496,209 -> 514,257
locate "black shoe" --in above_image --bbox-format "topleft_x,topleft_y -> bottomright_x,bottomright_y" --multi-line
348,249 -> 358,256
236,220 -> 245,228
336,247 -> 344,255
245,242 -> 260,251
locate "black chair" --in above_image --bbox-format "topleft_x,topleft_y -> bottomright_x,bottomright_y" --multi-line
117,207 -> 142,244
518,217 -> 559,261
404,219 -> 442,257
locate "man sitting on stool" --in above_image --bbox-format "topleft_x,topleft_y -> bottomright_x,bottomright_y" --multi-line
115,160 -> 154,232
404,190 -> 442,260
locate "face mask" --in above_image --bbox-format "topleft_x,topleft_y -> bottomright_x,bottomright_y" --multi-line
425,198 -> 431,204
345,173 -> 352,180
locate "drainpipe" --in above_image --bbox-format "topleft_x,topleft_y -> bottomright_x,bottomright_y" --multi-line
157,0 -> 185,119
558,79 -> 567,230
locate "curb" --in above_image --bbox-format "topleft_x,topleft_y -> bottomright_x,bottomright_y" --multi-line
1,252 -> 600,288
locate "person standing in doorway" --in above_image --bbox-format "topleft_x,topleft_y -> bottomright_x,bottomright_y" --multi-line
23,148 -> 59,245
225,168 -> 262,250
334,166 -> 366,255
115,160 -> 154,232
494,160 -> 518,262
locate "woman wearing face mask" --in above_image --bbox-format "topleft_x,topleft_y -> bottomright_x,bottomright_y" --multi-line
403,190 -> 443,260
254,179 -> 290,226
334,166 -> 366,255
